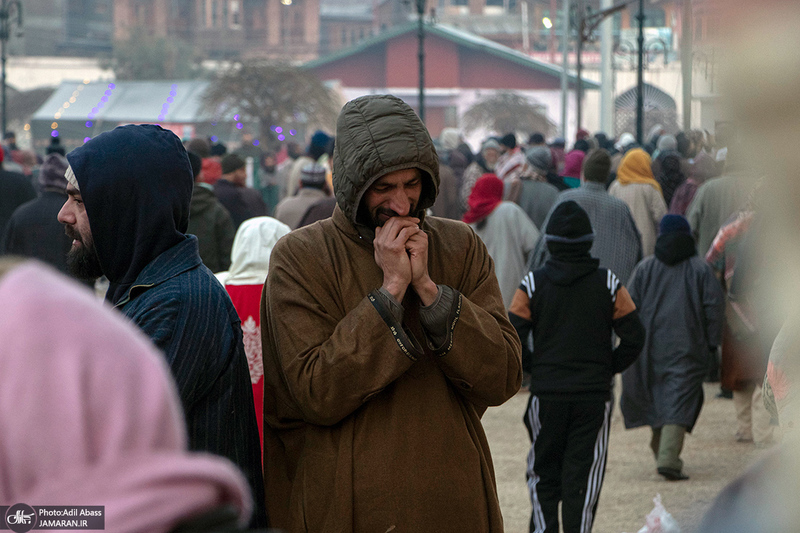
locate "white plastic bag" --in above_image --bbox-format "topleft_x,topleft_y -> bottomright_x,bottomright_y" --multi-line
634,494 -> 680,533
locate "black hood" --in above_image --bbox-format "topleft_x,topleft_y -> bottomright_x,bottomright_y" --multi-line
66,124 -> 193,303
544,254 -> 600,286
655,233 -> 697,266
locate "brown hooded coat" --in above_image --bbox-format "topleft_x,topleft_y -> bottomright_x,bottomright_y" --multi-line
260,95 -> 522,532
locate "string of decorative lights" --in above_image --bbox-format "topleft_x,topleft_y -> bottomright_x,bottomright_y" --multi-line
84,81 -> 117,143
158,84 -> 178,123
50,81 -> 88,138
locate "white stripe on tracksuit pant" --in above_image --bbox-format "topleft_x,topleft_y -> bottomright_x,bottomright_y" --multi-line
524,394 -> 612,533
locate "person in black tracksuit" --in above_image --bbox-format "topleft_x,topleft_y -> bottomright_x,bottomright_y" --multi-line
509,200 -> 645,533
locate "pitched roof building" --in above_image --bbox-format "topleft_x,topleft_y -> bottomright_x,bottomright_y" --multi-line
305,22 -> 596,137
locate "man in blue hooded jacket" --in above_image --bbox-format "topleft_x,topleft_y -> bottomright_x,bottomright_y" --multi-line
57,124 -> 266,527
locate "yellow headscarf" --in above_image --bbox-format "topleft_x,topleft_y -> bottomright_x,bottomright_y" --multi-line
616,148 -> 662,193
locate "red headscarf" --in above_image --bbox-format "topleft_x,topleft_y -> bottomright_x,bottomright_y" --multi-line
201,157 -> 222,184
462,173 -> 503,224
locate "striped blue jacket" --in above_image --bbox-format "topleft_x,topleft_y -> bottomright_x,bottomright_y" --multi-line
116,235 -> 266,526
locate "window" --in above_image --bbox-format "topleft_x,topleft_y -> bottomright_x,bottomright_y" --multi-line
230,0 -> 241,28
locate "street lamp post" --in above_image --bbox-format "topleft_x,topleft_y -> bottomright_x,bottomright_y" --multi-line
416,0 -> 425,123
636,0 -> 645,144
574,0 -> 632,131
0,0 -> 22,136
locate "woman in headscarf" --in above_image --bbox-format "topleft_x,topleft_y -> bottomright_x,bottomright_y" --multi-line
609,148 -> 668,256
463,173 -> 539,308
560,149 -> 585,189
0,260 -> 252,532
216,216 -> 291,453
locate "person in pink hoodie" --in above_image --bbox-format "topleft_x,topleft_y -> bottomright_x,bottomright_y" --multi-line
0,260 -> 253,532
561,149 -> 586,188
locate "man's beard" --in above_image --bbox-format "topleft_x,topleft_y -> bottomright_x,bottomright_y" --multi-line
65,228 -> 103,281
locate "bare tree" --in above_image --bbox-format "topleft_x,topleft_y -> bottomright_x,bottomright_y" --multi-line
101,31 -> 201,80
462,92 -> 556,137
203,60 -> 340,145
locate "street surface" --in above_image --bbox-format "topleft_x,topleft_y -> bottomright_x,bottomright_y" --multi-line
484,382 -> 770,533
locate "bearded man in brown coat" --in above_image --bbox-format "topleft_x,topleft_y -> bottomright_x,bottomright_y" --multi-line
260,94 -> 522,532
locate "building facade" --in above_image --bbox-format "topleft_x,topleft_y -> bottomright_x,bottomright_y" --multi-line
113,0 -> 320,60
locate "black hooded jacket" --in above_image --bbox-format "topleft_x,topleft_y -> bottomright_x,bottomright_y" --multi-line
67,125 -> 267,527
509,243 -> 645,398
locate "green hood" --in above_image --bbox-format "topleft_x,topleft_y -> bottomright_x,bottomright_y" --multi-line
332,95 -> 439,228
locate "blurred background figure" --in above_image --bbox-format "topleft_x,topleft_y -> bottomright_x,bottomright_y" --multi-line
287,130 -> 332,198
622,215 -> 724,481
560,149 -> 585,189
463,173 -> 539,308
0,261 -> 252,532
506,145 -> 560,231
669,151 -> 718,216
215,154 -> 268,230
186,151 -> 235,274
1,154 -> 74,276
609,148 -> 668,257
216,216 -> 290,454
0,147 -> 36,237
273,163 -> 330,230
258,151 -> 280,214
461,137 -> 501,209
700,3 -> 800,530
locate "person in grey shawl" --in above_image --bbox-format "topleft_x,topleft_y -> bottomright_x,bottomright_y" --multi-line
621,214 -> 724,481
527,149 -> 643,286
505,146 -> 560,230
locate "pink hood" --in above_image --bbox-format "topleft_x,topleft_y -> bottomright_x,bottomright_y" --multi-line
0,262 -> 252,531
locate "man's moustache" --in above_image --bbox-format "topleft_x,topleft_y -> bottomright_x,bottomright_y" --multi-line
377,208 -> 402,218
65,226 -> 80,242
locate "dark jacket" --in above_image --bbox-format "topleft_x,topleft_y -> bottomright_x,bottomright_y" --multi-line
621,235 -> 724,431
0,168 -> 37,236
115,236 -> 266,526
187,183 -> 235,273
214,179 -> 267,229
1,190 -> 72,274
509,258 -> 645,399
65,124 -> 266,527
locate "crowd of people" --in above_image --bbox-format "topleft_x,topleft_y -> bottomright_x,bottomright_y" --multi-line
0,94 -> 787,533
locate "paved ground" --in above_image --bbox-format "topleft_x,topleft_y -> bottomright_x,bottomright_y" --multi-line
483,382 -> 773,533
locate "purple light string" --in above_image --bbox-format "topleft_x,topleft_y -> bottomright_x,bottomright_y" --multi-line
158,84 -> 178,123
83,82 -> 117,143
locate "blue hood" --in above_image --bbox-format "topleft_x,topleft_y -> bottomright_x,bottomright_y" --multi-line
67,124 -> 193,303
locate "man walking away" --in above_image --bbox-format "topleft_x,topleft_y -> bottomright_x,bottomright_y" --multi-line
621,214 -> 724,480
529,149 -> 642,287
